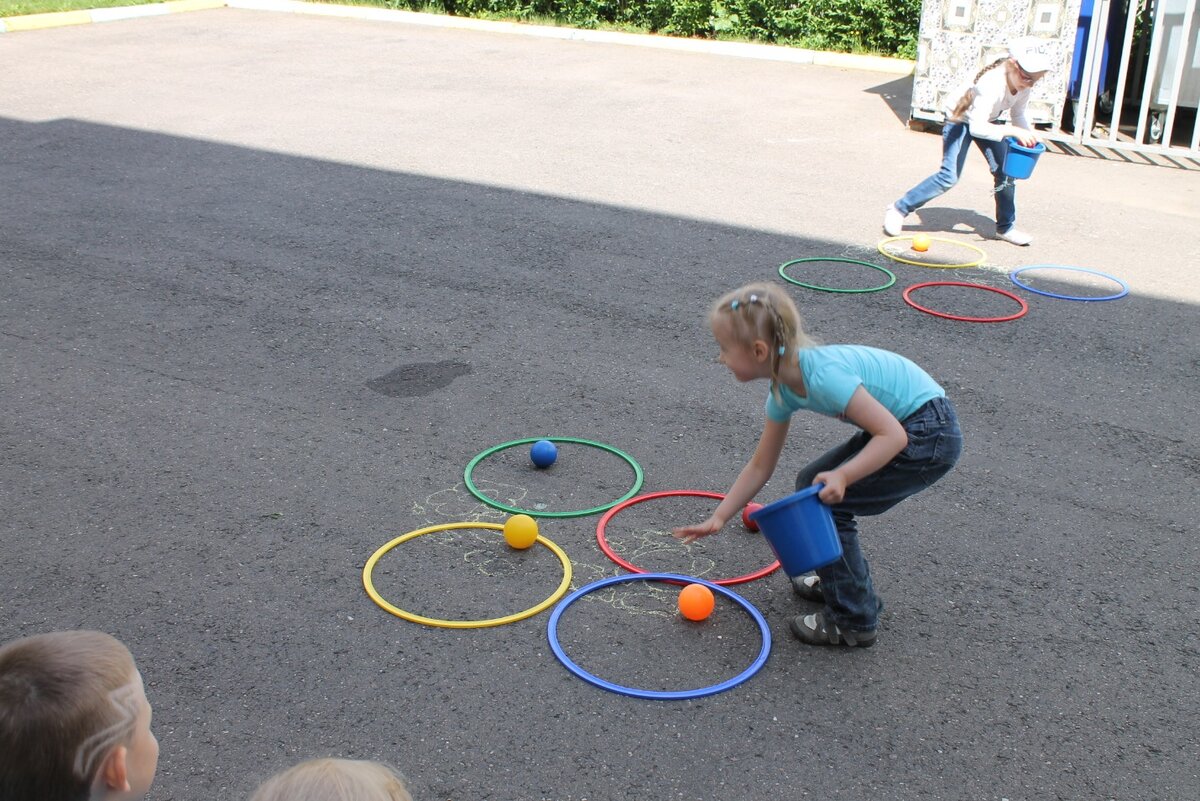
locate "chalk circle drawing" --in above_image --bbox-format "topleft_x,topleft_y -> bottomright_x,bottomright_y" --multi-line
411,480 -> 524,524
404,480 -> 536,581
597,490 -> 779,585
606,526 -> 720,578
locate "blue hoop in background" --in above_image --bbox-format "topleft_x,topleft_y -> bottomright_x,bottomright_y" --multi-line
546,573 -> 771,700
1009,265 -> 1129,301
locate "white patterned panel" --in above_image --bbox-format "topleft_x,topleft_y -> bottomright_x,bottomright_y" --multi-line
1029,2 -> 1064,36
942,0 -> 975,31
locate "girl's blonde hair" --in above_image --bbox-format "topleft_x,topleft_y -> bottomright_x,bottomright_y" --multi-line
250,758 -> 414,801
0,630 -> 140,801
949,57 -> 1008,121
709,282 -> 816,395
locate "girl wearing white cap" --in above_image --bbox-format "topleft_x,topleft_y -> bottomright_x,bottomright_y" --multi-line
884,37 -> 1053,246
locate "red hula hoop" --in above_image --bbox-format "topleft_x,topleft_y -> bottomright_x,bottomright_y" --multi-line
902,281 -> 1029,323
595,490 -> 781,586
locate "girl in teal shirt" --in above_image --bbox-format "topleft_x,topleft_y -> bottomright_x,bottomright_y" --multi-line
673,282 -> 962,647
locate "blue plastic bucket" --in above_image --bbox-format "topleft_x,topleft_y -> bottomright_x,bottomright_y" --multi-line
1003,138 -> 1046,180
748,485 -> 842,576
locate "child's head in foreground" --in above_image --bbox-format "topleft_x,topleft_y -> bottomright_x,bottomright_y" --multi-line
250,758 -> 413,801
0,630 -> 158,801
709,282 -> 815,386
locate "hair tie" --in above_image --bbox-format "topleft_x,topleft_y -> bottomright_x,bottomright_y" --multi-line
730,300 -> 740,310
749,294 -> 759,303
778,345 -> 786,355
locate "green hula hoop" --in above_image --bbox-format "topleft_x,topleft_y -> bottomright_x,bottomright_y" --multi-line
464,436 -> 645,518
778,257 -> 896,293
876,236 -> 987,269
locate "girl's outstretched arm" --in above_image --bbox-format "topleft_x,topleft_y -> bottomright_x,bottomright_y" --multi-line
672,418 -> 790,544
813,386 -> 907,504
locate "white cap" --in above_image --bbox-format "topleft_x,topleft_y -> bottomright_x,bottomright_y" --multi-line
1009,36 -> 1053,73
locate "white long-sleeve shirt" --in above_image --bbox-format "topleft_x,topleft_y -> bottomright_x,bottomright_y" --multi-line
942,64 -> 1031,141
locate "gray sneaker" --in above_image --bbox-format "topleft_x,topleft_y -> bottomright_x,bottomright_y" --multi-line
790,612 -> 877,648
790,574 -> 824,602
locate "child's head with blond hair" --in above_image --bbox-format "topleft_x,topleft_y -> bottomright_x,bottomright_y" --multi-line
251,758 -> 414,801
709,282 -> 815,394
0,630 -> 158,801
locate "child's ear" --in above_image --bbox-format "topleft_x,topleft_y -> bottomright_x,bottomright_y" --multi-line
751,339 -> 771,362
99,745 -> 132,795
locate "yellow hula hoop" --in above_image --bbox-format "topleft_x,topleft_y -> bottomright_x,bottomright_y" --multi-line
362,522 -> 573,629
877,236 -> 987,269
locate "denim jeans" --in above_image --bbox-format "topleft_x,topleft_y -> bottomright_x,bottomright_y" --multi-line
794,396 -> 963,633
895,121 -> 1017,234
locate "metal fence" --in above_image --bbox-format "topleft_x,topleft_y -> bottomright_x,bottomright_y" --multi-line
1071,0 -> 1200,158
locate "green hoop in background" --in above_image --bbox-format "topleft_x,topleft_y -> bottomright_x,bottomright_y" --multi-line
778,257 -> 896,293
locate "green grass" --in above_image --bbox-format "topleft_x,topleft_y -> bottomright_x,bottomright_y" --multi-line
0,0 -> 911,60
0,0 -> 742,44
321,1 -> 677,39
1,0 -> 162,16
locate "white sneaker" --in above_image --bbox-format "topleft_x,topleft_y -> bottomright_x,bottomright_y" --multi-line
883,204 -> 906,236
997,228 -> 1033,246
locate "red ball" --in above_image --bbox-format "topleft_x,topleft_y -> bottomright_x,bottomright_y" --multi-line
741,503 -> 764,532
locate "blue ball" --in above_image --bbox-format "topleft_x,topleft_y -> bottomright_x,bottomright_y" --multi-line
530,439 -> 558,468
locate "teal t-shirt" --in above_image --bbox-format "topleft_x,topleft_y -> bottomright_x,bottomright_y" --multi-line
765,345 -> 944,424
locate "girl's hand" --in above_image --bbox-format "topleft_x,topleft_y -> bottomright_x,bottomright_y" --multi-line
813,471 -> 847,504
1011,128 -> 1040,147
672,517 -> 723,545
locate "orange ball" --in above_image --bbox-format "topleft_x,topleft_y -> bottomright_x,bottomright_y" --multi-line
911,234 -> 931,252
678,583 -> 715,621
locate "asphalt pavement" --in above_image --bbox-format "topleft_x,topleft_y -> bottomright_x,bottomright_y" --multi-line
2,7 -> 1198,801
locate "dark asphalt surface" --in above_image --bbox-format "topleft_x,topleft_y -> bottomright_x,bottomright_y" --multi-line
2,8 -> 1199,801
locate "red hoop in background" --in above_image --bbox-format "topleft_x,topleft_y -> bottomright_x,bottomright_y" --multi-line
902,281 -> 1029,323
595,490 -> 781,586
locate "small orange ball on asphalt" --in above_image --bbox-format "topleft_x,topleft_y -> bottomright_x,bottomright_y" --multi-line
503,514 -> 539,549
912,234 -> 932,252
678,583 -> 715,621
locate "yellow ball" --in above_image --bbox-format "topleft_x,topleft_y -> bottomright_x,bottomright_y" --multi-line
503,514 -> 539,549
911,234 -> 931,252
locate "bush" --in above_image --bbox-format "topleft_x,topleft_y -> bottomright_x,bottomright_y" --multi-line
384,0 -> 921,58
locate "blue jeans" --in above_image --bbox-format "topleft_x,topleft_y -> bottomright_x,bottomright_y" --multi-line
895,121 -> 1017,234
794,396 -> 963,633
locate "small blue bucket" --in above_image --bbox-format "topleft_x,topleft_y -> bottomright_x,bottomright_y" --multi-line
748,485 -> 842,576
1003,138 -> 1046,180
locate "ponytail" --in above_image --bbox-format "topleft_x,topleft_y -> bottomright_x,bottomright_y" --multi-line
949,57 -> 1008,121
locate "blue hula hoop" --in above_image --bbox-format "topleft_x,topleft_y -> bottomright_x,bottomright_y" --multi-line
1009,265 -> 1129,301
546,572 -> 771,700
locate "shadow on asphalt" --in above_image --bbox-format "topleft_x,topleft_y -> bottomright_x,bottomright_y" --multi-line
864,74 -> 915,127
1,115 -> 1196,801
902,206 -> 1002,236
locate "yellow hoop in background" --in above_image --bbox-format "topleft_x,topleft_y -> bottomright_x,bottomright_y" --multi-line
363,522 -> 573,629
877,236 -> 987,269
